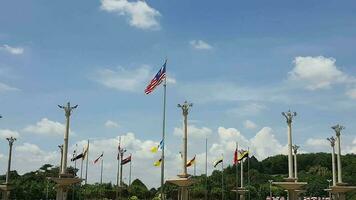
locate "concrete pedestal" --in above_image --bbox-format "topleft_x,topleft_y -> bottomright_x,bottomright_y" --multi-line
49,174 -> 82,200
232,187 -> 249,200
166,176 -> 195,200
327,184 -> 356,200
273,181 -> 307,200
0,184 -> 12,200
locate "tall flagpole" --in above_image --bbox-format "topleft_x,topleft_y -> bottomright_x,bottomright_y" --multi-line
129,153 -> 132,187
221,154 -> 224,200
100,152 -> 104,184
247,147 -> 250,200
116,137 -> 121,200
236,142 -> 239,200
85,140 -> 89,185
205,138 -> 208,200
80,148 -> 84,180
161,61 -> 167,200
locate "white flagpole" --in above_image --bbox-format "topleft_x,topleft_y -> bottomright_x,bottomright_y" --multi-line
129,154 -> 132,187
205,138 -> 208,200
100,152 -> 104,184
236,142 -> 239,200
85,139 -> 89,185
161,60 -> 167,200
222,154 -> 224,200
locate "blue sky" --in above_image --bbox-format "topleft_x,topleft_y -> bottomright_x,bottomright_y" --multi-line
0,0 -> 356,187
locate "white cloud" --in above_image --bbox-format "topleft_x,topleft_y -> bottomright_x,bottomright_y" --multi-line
0,129 -> 20,139
189,40 -> 213,50
243,120 -> 257,129
105,120 -> 120,128
228,103 -> 267,116
100,0 -> 160,30
93,66 -> 151,92
0,44 -> 24,55
306,138 -> 329,147
346,88 -> 356,100
23,118 -> 72,137
0,82 -> 19,92
288,56 -> 352,90
250,127 -> 286,159
173,125 -> 212,139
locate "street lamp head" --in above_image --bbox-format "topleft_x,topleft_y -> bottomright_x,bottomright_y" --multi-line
327,136 -> 336,147
6,136 -> 16,144
331,124 -> 345,136
268,180 -> 273,183
292,145 -> 300,154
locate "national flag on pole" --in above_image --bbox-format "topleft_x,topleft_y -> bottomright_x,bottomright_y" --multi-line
238,150 -> 249,161
93,153 -> 103,164
144,60 -> 167,95
213,158 -> 223,168
233,148 -> 239,165
154,158 -> 162,167
71,145 -> 89,161
121,155 -> 132,165
186,155 -> 196,167
150,140 -> 164,153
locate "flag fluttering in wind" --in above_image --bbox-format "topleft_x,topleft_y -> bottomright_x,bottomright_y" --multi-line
144,60 -> 167,94
93,153 -> 103,164
121,155 -> 132,165
186,155 -> 196,167
238,150 -> 249,161
154,158 -> 162,167
71,145 -> 89,161
151,140 -> 164,153
233,148 -> 239,165
213,158 -> 223,168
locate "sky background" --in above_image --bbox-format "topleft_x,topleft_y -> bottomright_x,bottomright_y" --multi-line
0,0 -> 356,188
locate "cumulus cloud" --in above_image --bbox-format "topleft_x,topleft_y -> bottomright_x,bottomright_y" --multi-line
105,120 -> 120,128
0,129 -> 20,139
189,40 -> 213,50
243,120 -> 257,129
288,56 -> 352,90
0,44 -> 24,55
93,66 -> 151,92
100,0 -> 161,30
23,118 -> 72,137
174,125 -> 212,139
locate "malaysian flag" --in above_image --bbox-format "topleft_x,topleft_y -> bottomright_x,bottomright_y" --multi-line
144,60 -> 167,94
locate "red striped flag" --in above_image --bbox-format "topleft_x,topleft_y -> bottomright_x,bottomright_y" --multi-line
144,60 -> 166,94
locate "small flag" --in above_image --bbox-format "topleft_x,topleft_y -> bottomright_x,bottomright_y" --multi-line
121,155 -> 132,165
82,145 -> 89,160
93,153 -> 103,164
144,60 -> 167,95
238,150 -> 249,161
186,155 -> 196,167
71,153 -> 84,161
233,148 -> 239,165
154,158 -> 162,167
150,140 -> 164,153
213,158 -> 223,168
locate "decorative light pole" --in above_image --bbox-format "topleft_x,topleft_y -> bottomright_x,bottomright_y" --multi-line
58,102 -> 78,175
327,137 -> 336,186
331,124 -> 344,184
292,145 -> 299,181
177,101 -> 193,200
268,180 -> 273,198
282,110 -> 297,180
177,101 -> 193,178
5,137 -> 16,184
58,145 -> 64,177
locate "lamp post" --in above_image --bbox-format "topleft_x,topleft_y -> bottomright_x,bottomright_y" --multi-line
327,137 -> 336,186
177,101 -> 193,200
292,145 -> 299,181
177,101 -> 193,178
58,145 -> 64,177
282,110 -> 297,180
327,179 -> 332,199
268,180 -> 273,199
331,124 -> 344,184
5,137 -> 16,184
58,102 -> 78,175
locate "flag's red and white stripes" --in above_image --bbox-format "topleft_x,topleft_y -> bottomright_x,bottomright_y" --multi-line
144,61 -> 167,94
